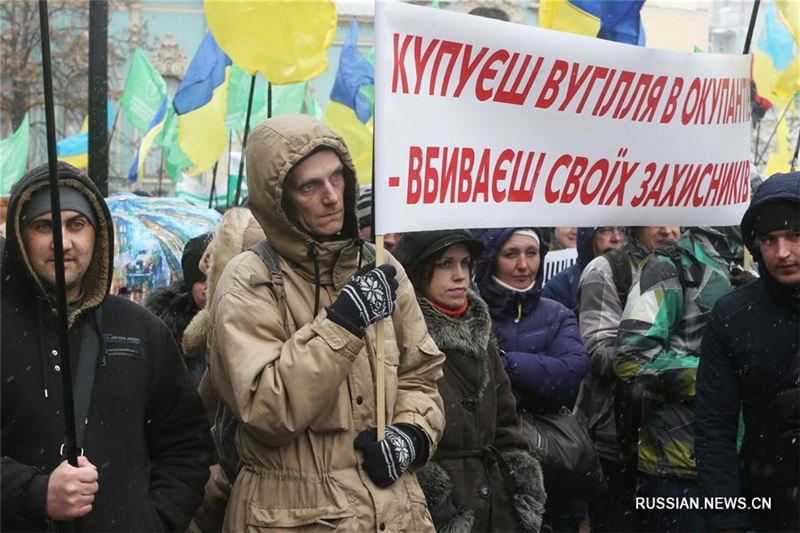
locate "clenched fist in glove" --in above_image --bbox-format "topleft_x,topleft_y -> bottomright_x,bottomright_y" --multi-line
327,264 -> 398,337
354,424 -> 428,488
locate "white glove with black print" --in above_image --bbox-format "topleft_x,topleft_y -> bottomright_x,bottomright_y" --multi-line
354,424 -> 425,488
327,264 -> 398,337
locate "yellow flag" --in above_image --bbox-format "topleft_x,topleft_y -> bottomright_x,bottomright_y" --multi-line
204,0 -> 336,84
765,108 -> 795,176
776,0 -> 800,47
539,0 -> 601,37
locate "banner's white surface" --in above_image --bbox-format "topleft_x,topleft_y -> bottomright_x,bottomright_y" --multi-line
374,2 -> 751,234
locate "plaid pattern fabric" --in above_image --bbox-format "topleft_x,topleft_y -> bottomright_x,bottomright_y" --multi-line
615,230 -> 737,478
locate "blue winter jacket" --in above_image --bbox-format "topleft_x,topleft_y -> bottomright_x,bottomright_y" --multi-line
541,227 -> 597,310
474,228 -> 590,413
695,172 -> 800,532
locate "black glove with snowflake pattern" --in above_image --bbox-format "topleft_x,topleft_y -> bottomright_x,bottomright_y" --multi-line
327,264 -> 398,337
354,424 -> 426,488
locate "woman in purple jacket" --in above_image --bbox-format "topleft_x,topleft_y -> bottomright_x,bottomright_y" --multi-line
474,227 -> 591,532
474,227 -> 590,413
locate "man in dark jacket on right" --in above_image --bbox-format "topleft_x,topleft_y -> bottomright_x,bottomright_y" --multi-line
695,171 -> 800,532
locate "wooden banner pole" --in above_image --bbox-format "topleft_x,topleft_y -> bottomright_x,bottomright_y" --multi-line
375,234 -> 386,440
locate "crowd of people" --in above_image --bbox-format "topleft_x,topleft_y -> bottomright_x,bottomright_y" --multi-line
1,114 -> 798,533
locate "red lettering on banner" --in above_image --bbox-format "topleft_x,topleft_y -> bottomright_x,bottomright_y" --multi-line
458,148 -> 475,202
681,77 -> 701,125
492,149 -> 515,202
660,77 -> 683,123
476,49 -> 509,101
496,55 -> 543,105
579,158 -> 609,204
535,60 -> 568,109
576,66 -> 609,114
407,146 -> 423,203
676,164 -> 701,206
594,70 -> 635,117
545,154 -> 572,203
430,40 -> 463,96
558,63 -> 594,112
473,149 -> 491,201
423,146 -> 440,203
692,163 -> 714,207
561,156 -> 588,203
413,36 -> 440,95
614,73 -> 652,120
392,33 -> 413,94
440,147 -> 459,203
454,45 -> 489,98
636,76 -> 667,123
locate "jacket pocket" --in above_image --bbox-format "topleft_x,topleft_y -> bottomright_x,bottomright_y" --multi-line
309,383 -> 351,433
247,503 -> 356,530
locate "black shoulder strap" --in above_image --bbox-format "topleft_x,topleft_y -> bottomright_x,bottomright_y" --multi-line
654,239 -> 701,289
604,248 -> 633,308
74,307 -> 102,450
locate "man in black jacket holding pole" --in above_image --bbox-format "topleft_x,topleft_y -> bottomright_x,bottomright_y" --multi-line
0,162 -> 211,532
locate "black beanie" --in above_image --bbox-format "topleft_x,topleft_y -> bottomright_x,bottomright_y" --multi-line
181,232 -> 213,288
751,199 -> 800,239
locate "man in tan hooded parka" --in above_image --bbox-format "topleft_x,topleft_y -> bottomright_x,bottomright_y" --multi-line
208,115 -> 445,532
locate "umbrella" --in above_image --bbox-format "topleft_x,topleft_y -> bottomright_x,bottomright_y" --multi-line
107,192 -> 221,302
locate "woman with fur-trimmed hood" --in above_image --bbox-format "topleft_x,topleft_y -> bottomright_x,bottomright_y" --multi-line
394,230 -> 546,533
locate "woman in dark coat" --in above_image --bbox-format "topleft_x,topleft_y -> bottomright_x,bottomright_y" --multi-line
394,229 -> 545,533
473,227 -> 591,531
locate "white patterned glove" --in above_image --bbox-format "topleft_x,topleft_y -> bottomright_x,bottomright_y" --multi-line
354,424 -> 425,488
327,264 -> 398,336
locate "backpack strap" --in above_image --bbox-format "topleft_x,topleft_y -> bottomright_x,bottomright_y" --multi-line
604,248 -> 633,308
248,239 -> 290,332
654,239 -> 701,289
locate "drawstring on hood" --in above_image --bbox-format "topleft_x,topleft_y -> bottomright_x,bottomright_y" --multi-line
309,243 -> 321,316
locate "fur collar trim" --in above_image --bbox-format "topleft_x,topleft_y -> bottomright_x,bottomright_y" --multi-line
417,290 -> 491,361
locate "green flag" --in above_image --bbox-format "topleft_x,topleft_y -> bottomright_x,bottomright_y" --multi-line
159,103 -> 195,181
121,48 -> 167,131
1,113 -> 29,194
226,64 -> 322,130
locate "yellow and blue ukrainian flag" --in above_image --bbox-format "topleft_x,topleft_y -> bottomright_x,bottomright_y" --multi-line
173,32 -> 232,174
57,101 -> 114,168
539,0 -> 646,45
128,96 -> 168,181
323,19 -> 374,185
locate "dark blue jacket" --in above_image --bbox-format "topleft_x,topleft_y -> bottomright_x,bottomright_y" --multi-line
695,172 -> 800,532
474,228 -> 590,413
541,227 -> 596,310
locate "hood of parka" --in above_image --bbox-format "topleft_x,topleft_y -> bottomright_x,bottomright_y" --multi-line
2,161 -> 113,325
245,114 -> 361,289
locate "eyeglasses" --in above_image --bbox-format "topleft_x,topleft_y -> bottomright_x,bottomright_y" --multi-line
596,227 -> 624,237
433,257 -> 474,272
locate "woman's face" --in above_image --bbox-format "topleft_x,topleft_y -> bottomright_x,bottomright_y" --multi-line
422,243 -> 471,310
494,234 -> 540,290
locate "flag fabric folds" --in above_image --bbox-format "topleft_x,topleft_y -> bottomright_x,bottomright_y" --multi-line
204,0 -> 336,84
120,48 -> 168,131
539,0 -> 646,46
323,19 -> 375,184
753,0 -> 800,107
0,113 -> 30,194
128,96 -> 168,182
57,101 -> 114,169
173,32 -> 232,173
753,0 -> 799,174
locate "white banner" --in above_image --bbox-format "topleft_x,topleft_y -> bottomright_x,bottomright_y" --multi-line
374,2 -> 751,234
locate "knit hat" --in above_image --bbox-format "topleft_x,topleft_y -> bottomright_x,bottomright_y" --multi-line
20,186 -> 97,228
358,185 -> 372,228
750,200 -> 800,239
182,232 -> 213,288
